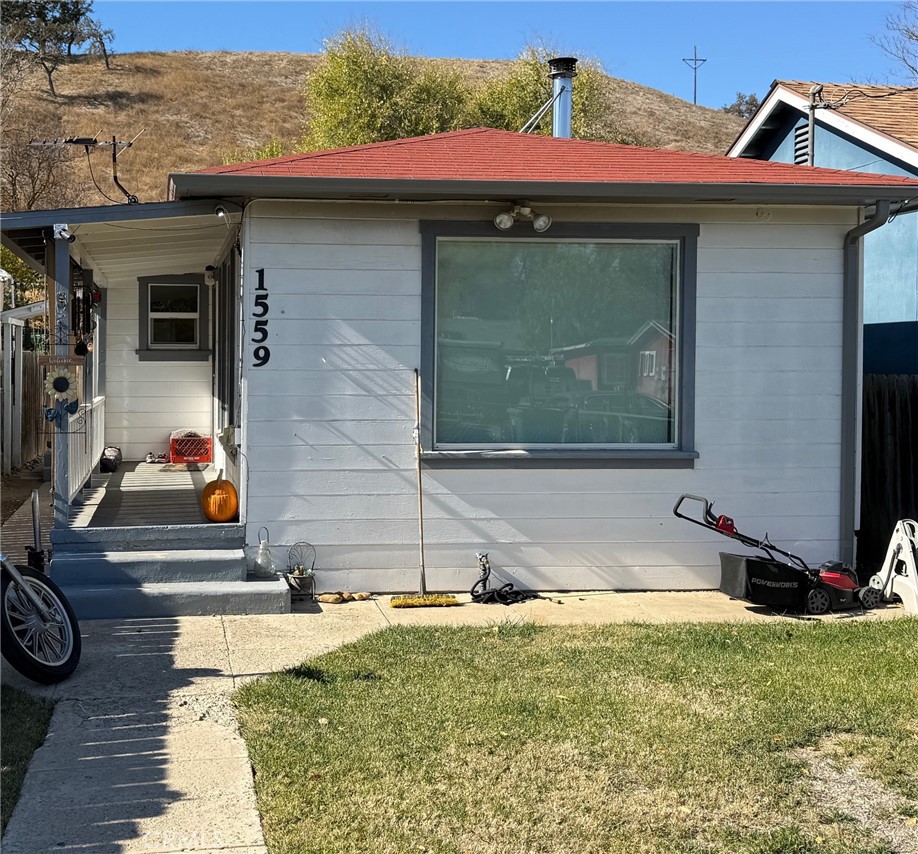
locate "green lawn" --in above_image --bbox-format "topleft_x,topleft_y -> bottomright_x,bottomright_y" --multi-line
1,684 -> 54,834
234,619 -> 918,854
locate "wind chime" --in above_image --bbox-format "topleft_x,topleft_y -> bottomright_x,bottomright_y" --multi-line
71,272 -> 101,357
44,272 -> 101,426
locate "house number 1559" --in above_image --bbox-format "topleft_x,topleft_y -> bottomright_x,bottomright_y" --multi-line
251,268 -> 271,367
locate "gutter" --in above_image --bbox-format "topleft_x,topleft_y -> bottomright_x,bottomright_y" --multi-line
168,174 -> 918,207
839,200 -> 891,566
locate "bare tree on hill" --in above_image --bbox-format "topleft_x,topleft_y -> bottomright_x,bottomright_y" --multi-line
0,0 -> 115,96
874,0 -> 918,81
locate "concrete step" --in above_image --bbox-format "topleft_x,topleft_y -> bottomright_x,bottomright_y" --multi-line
51,549 -> 247,586
51,523 -> 245,552
59,578 -> 290,619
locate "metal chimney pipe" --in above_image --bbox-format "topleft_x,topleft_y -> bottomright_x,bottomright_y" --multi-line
548,56 -> 577,138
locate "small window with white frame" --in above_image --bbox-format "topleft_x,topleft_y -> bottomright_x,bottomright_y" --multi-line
640,350 -> 656,377
148,283 -> 199,348
137,274 -> 210,361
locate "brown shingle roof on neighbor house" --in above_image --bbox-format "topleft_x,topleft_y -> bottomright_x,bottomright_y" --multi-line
777,81 -> 918,150
197,128 -> 918,189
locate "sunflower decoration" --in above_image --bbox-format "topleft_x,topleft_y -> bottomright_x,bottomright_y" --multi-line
45,368 -> 77,401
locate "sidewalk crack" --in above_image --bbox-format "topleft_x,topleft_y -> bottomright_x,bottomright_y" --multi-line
374,597 -> 392,626
220,615 -> 237,687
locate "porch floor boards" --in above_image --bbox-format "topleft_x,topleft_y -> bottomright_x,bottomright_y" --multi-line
69,462 -> 217,528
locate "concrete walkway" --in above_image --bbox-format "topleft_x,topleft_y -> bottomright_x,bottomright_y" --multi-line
1,593 -> 906,853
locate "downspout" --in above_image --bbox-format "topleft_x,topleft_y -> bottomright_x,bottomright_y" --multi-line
839,200 -> 890,566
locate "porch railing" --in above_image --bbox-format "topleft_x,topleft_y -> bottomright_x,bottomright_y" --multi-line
67,395 -> 106,503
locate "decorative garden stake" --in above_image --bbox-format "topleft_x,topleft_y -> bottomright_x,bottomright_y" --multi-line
44,368 -> 76,401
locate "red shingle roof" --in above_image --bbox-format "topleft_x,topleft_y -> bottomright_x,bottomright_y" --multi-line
199,128 -> 918,189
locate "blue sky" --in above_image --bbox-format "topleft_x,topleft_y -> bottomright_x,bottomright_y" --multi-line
95,1 -> 905,109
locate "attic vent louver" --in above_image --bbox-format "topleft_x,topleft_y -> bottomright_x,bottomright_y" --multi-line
793,123 -> 809,165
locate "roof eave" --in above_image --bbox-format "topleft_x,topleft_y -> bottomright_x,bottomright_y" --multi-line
169,173 -> 914,207
0,199 -> 225,232
728,84 -> 918,168
1,300 -> 47,323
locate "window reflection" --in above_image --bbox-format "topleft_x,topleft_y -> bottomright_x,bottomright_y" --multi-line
435,239 -> 678,447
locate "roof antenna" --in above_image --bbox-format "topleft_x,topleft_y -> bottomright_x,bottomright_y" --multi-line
29,133 -> 143,204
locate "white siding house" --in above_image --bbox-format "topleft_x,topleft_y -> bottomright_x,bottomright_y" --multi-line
3,126 -> 917,616
239,201 -> 853,592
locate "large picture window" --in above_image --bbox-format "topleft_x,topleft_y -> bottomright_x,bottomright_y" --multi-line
421,222 -> 698,461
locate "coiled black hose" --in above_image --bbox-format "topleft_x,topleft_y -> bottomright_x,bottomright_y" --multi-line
470,553 -> 541,605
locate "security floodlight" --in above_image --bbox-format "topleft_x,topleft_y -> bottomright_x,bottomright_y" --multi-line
494,211 -> 515,230
532,213 -> 552,233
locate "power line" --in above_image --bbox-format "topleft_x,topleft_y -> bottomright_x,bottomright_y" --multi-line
681,45 -> 707,106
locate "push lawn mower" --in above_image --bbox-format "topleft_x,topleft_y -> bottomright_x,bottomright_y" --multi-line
673,494 -> 882,615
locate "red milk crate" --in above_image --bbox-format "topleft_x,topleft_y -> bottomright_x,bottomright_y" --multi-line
169,431 -> 213,464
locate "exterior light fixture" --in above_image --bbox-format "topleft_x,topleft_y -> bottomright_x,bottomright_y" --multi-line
494,211 -> 515,230
214,205 -> 232,230
493,203 -> 552,233
532,213 -> 552,233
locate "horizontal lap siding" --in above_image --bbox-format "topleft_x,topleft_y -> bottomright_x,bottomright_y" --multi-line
104,275 -> 212,461
243,207 -> 848,591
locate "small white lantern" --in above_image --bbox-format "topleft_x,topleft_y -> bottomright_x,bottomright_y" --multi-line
253,526 -> 277,578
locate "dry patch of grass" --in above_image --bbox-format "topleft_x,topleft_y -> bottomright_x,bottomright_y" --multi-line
793,739 -> 918,853
9,51 -> 743,207
234,619 -> 917,854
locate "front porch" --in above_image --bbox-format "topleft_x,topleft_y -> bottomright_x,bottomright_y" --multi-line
69,461 -> 217,528
1,201 -> 289,618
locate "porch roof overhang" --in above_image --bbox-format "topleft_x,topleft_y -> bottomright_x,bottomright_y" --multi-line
168,173 -> 917,208
0,200 -> 239,284
1,301 -> 47,324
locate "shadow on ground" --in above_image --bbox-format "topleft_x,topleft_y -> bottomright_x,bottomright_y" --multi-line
0,616 -> 261,853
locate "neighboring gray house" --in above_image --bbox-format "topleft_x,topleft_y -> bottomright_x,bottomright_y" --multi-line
728,81 -> 918,373
3,125 -> 918,617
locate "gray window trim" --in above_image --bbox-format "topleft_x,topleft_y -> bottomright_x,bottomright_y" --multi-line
419,220 -> 698,467
137,273 -> 211,362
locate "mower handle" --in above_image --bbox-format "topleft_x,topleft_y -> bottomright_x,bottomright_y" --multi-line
672,492 -> 812,571
672,494 -> 718,526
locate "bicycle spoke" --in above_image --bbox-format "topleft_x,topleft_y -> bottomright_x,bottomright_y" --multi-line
43,631 -> 66,656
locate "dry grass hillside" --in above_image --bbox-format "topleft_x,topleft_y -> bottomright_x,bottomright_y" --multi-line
8,51 -> 744,207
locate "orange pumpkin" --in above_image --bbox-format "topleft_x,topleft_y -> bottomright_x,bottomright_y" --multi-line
202,471 -> 239,522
